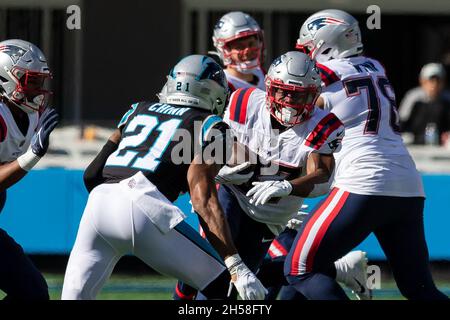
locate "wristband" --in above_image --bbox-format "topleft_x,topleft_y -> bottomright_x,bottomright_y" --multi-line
224,253 -> 242,275
17,149 -> 41,171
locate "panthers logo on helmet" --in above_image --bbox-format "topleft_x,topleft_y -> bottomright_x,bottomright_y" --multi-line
307,17 -> 346,36
198,59 -> 227,88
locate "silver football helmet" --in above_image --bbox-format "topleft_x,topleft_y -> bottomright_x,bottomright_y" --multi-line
212,11 -> 264,74
296,9 -> 363,63
0,39 -> 52,113
162,55 -> 229,115
265,51 -> 321,127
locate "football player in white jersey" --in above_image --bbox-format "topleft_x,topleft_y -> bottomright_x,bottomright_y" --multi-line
0,39 -> 59,300
284,9 -> 448,300
212,11 -> 266,92
173,11 -> 269,300
191,51 -> 354,300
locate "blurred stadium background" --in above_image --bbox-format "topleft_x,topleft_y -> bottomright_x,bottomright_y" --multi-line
0,0 -> 450,299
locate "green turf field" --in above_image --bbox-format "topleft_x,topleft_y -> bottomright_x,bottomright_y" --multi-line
1,273 -> 449,300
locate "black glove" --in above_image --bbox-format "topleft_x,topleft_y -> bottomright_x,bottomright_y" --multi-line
31,108 -> 59,157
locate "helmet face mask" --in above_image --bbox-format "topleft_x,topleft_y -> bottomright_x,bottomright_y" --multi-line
267,79 -> 319,126
213,11 -> 265,74
162,55 -> 230,116
9,66 -> 52,112
265,51 -> 321,127
0,40 -> 52,113
221,32 -> 263,73
297,9 -> 363,63
295,40 -> 315,56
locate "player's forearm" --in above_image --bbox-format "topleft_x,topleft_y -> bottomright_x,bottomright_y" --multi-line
288,152 -> 334,197
194,196 -> 237,260
83,139 -> 118,193
188,164 -> 237,260
0,161 -> 28,193
289,168 -> 331,197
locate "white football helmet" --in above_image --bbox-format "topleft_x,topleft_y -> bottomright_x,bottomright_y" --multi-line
296,9 -> 363,63
0,39 -> 52,113
265,51 -> 321,127
162,55 -> 229,115
212,11 -> 264,74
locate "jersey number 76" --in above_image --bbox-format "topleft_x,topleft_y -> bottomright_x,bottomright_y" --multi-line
343,76 -> 400,134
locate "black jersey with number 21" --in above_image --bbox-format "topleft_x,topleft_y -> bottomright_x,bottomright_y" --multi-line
103,101 -> 228,202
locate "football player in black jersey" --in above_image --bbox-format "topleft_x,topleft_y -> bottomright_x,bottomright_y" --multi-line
61,55 -> 266,300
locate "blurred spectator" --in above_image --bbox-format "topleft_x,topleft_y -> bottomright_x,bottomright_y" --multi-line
400,63 -> 450,145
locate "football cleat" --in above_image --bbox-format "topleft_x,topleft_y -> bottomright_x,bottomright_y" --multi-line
334,250 -> 372,300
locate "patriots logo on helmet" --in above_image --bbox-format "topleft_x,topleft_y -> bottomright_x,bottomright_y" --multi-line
307,17 -> 346,36
214,20 -> 224,30
0,45 -> 27,64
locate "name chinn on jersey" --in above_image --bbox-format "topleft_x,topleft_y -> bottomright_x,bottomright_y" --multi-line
318,56 -> 424,197
223,87 -> 344,234
103,101 -> 229,202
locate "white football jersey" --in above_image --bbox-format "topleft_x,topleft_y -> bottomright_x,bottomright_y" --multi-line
0,101 -> 38,163
223,87 -> 344,235
225,67 -> 266,92
318,56 -> 424,197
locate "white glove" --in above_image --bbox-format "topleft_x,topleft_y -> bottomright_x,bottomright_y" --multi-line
215,162 -> 254,185
225,254 -> 267,300
246,180 -> 293,206
286,211 -> 309,229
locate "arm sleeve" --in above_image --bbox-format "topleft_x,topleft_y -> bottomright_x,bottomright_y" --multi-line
83,140 -> 119,193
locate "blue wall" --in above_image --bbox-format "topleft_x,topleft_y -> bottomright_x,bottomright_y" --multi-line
0,169 -> 449,260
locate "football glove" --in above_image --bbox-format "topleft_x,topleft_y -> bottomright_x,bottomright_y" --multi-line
31,108 -> 59,157
215,162 -> 254,185
225,254 -> 267,300
246,180 -> 293,206
286,211 -> 309,229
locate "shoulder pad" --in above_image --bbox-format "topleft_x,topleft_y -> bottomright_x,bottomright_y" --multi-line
200,115 -> 233,164
305,113 -> 344,153
228,87 -> 257,124
316,62 -> 340,87
117,102 -> 139,129
200,115 -> 229,145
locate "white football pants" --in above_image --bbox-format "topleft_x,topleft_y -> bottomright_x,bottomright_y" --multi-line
61,182 -> 226,300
